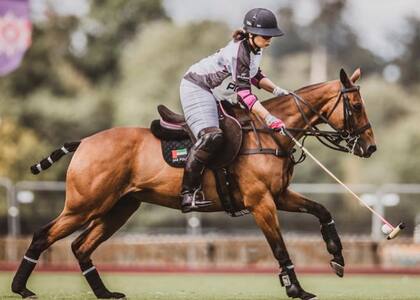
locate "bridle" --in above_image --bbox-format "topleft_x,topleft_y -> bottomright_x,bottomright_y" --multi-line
287,85 -> 372,155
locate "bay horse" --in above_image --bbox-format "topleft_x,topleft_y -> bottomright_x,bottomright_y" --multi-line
11,68 -> 376,300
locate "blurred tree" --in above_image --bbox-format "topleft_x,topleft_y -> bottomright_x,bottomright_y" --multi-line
270,0 -> 385,82
0,0 -> 167,97
0,118 -> 50,181
114,21 -> 230,126
270,7 -> 310,58
71,0 -> 168,83
398,17 -> 420,87
0,0 -> 167,180
0,16 -> 81,97
309,0 -> 384,77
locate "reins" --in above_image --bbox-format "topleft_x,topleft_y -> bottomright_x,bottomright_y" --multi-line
287,85 -> 371,154
239,85 -> 372,164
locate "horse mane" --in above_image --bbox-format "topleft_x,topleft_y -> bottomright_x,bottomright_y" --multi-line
263,80 -> 338,113
294,81 -> 330,94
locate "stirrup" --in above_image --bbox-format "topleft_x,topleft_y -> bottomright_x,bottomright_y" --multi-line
181,189 -> 212,213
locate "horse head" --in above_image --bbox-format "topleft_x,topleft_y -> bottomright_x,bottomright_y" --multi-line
323,68 -> 377,158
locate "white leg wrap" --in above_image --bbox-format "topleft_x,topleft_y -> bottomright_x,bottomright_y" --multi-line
327,219 -> 335,225
82,266 -> 96,276
47,156 -> 53,164
61,146 -> 69,154
23,256 -> 38,264
36,164 -> 43,172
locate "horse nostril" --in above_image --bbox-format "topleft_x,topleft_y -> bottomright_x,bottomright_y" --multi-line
367,144 -> 377,154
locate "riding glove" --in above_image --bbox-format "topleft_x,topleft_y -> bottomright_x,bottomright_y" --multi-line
265,114 -> 286,135
273,86 -> 290,97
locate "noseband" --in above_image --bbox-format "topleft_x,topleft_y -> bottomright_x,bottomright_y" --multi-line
288,85 -> 371,154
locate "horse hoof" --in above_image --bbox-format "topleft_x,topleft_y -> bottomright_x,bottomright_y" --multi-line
299,290 -> 318,300
14,287 -> 37,299
96,291 -> 126,299
110,292 -> 126,299
330,260 -> 344,277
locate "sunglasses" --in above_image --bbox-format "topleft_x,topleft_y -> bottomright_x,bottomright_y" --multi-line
260,35 -> 273,40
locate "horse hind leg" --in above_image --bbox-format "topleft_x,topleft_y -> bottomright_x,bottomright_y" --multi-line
11,212 -> 90,298
71,195 -> 141,299
277,189 -> 345,277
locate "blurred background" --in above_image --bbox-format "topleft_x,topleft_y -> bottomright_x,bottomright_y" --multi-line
1,0 -> 420,278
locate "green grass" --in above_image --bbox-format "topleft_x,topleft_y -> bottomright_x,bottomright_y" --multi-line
0,272 -> 419,299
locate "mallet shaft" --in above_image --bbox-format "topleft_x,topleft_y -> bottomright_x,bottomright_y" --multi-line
285,130 -> 395,230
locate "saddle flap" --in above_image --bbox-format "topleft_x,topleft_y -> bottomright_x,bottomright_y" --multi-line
158,105 -> 186,125
208,103 -> 243,170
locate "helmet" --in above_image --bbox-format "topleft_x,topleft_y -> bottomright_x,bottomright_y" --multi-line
243,8 -> 284,37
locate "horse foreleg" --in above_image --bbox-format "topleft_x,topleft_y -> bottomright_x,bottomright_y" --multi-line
71,195 -> 141,299
249,194 -> 317,300
11,212 -> 90,298
277,188 -> 344,277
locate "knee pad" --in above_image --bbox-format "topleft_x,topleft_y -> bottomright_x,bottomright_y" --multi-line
194,127 -> 224,161
197,127 -> 224,151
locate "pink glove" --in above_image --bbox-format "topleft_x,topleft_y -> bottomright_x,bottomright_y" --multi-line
265,114 -> 286,135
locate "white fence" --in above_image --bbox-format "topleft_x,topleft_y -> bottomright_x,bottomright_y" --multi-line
1,177 -> 420,241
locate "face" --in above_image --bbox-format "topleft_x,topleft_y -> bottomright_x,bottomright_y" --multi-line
328,69 -> 377,158
252,35 -> 272,48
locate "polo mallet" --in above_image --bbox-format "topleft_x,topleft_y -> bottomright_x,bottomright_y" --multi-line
282,128 -> 405,240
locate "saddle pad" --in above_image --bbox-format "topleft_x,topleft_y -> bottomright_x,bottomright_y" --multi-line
161,139 -> 193,168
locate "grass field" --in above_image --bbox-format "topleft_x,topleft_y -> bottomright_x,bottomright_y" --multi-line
0,272 -> 419,300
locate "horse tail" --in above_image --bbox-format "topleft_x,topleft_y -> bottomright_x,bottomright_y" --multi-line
30,141 -> 81,175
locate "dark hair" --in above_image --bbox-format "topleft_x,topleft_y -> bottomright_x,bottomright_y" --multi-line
232,28 -> 248,42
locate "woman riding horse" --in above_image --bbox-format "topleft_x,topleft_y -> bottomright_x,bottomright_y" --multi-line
10,6 -> 376,300
180,8 -> 289,212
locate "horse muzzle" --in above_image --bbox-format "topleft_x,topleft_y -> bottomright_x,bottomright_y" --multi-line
352,141 -> 376,158
365,144 -> 377,157
360,143 -> 377,158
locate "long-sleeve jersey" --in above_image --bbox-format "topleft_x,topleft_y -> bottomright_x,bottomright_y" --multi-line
184,39 -> 264,103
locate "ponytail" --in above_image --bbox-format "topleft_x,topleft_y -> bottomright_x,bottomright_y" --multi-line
232,28 -> 247,42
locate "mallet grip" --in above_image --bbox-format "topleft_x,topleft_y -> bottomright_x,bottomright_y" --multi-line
387,222 -> 405,240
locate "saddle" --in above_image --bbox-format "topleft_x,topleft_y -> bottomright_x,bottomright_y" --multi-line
150,101 -> 243,170
150,101 -> 249,217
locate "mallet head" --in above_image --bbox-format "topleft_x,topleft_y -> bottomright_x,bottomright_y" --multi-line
387,222 -> 405,240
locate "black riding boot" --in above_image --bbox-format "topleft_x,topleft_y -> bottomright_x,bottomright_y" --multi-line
181,148 -> 211,212
181,127 -> 223,213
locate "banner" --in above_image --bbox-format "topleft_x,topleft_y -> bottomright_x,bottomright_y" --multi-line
0,0 -> 32,76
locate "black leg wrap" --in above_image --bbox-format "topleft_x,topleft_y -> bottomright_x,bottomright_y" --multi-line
321,220 -> 343,255
11,255 -> 38,298
80,260 -> 125,299
279,266 -> 317,300
321,221 -> 345,277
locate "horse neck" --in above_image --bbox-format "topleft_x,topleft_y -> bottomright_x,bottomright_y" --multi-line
263,80 -> 340,140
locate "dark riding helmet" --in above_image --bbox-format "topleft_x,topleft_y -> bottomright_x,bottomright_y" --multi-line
243,8 -> 284,37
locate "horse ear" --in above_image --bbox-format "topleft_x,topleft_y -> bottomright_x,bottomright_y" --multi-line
350,68 -> 361,83
340,68 -> 352,88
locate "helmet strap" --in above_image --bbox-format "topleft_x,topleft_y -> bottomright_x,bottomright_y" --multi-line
248,34 -> 261,54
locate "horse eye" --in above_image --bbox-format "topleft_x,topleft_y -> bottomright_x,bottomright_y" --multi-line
353,103 -> 362,112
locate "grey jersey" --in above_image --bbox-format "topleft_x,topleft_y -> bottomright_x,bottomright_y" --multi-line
184,39 -> 263,103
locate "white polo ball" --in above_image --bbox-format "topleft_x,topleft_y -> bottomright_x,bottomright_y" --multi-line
381,224 -> 393,235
